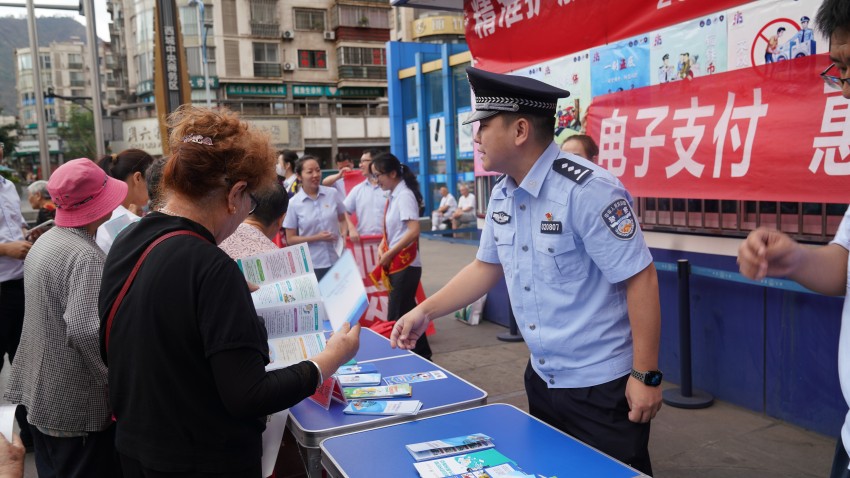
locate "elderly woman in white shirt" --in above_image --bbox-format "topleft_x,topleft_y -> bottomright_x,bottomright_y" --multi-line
283,155 -> 347,280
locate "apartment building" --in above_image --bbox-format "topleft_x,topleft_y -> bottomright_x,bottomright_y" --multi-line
14,39 -> 123,171
110,0 -> 394,161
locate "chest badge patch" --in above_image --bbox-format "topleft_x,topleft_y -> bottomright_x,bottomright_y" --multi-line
601,199 -> 637,240
492,211 -> 511,225
540,212 -> 561,234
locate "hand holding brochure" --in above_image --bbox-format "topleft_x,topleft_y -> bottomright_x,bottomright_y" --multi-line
342,383 -> 412,400
406,434 -> 495,461
343,399 -> 422,416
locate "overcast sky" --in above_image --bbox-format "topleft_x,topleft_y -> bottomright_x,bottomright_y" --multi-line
0,0 -> 111,42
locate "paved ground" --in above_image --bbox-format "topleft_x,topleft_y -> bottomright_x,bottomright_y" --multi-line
2,237 -> 837,477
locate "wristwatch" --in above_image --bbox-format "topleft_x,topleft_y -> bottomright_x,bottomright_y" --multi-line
631,369 -> 663,387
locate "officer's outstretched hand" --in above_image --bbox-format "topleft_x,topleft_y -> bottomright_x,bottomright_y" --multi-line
626,377 -> 662,424
390,309 -> 429,350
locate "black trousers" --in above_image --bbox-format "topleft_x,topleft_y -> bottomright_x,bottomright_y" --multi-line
387,266 -> 431,360
0,279 -> 30,446
831,438 -> 850,478
524,361 -> 653,476
0,278 -> 25,370
31,423 -> 121,478
120,454 -> 261,477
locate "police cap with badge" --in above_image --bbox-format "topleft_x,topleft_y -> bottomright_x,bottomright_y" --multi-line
462,67 -> 570,125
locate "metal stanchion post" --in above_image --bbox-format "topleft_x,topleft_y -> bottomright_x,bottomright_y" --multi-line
497,305 -> 524,343
663,259 -> 714,409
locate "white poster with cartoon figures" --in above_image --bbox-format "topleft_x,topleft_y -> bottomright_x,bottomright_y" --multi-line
512,51 -> 592,144
429,114 -> 446,160
650,14 -> 728,85
727,0 -> 827,70
406,120 -> 420,161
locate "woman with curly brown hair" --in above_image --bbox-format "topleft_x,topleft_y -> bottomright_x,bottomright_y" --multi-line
98,106 -> 360,477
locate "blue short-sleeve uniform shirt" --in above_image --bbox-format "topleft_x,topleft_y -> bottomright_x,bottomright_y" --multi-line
344,180 -> 387,236
283,186 -> 345,268
477,142 -> 653,388
385,181 -> 421,268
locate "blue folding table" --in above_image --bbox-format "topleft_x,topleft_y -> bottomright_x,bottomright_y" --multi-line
287,327 -> 488,476
320,403 -> 647,478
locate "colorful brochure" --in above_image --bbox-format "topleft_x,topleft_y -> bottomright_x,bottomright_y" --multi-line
342,383 -> 412,400
413,449 -> 516,478
406,433 -> 495,461
337,373 -> 382,387
383,370 -> 447,385
343,399 -> 422,416
336,363 -> 378,375
318,250 -> 369,332
236,245 -> 327,371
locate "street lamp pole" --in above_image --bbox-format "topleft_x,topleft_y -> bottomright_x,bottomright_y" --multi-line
189,0 -> 211,108
82,0 -> 105,157
26,0 -> 51,178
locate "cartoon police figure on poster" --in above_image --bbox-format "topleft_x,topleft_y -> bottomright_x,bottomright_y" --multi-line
727,0 -> 827,69
650,14 -> 728,86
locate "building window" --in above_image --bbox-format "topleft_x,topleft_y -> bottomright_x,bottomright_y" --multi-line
338,47 -> 385,66
40,54 -> 51,70
179,5 -> 215,38
250,0 -> 279,37
18,54 -> 32,71
70,72 -> 85,87
298,50 -> 326,69
253,42 -> 280,77
294,9 -> 325,31
186,46 -> 217,77
68,53 -> 84,69
337,5 -> 389,29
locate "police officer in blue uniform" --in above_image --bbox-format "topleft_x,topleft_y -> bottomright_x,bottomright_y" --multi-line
391,67 -> 663,475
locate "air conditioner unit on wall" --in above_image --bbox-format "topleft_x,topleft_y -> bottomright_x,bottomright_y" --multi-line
283,62 -> 294,71
282,30 -> 295,40
323,31 -> 335,41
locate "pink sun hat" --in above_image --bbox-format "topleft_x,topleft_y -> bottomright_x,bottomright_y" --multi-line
48,158 -> 128,228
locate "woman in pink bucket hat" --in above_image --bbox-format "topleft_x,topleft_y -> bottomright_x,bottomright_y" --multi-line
4,157 -> 127,476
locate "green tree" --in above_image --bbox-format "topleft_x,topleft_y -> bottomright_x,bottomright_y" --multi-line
58,105 -> 96,160
0,122 -> 18,158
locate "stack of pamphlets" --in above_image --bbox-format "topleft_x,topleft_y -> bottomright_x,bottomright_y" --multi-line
342,399 -> 422,416
405,434 -> 495,461
412,449 -> 531,478
342,383 -> 412,400
337,373 -> 382,387
336,363 -> 378,375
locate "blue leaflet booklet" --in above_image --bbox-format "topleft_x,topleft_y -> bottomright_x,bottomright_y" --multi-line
337,373 -> 382,387
405,433 -> 495,461
318,251 -> 369,332
336,363 -> 378,375
343,400 -> 422,416
412,449 -> 517,477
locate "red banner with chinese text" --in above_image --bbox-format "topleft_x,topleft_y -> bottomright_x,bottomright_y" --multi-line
465,0 -> 754,73
586,54 -> 849,203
